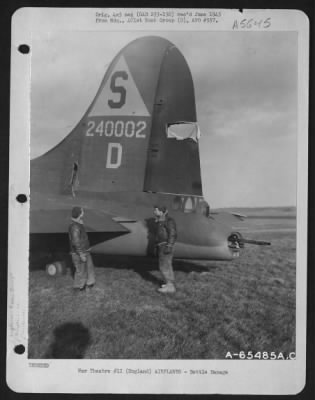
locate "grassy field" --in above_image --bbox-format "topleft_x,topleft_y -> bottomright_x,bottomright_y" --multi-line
28,208 -> 296,359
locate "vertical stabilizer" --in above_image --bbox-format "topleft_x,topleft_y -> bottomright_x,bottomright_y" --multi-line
31,36 -> 203,197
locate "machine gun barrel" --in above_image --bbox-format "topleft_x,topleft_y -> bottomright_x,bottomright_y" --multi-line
241,238 -> 271,246
228,233 -> 271,248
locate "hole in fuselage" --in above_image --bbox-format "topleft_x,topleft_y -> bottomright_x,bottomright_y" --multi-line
70,162 -> 79,197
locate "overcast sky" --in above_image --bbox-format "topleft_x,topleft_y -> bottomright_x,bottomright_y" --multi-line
30,31 -> 297,208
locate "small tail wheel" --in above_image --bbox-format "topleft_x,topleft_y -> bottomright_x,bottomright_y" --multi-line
45,261 -> 67,276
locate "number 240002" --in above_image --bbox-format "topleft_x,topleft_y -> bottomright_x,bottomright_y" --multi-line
85,119 -> 147,139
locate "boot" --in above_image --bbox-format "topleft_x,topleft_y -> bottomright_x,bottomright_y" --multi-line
158,282 -> 176,293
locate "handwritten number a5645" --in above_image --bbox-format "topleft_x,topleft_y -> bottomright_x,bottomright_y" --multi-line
108,71 -> 128,109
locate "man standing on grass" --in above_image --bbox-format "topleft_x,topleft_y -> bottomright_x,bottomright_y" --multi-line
69,206 -> 95,291
154,205 -> 177,294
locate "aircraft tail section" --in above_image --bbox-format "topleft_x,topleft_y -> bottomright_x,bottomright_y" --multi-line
31,36 -> 203,197
144,44 -> 202,195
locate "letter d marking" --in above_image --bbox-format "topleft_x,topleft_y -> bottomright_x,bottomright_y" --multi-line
106,143 -> 122,169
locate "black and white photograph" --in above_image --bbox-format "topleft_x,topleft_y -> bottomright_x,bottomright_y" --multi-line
7,8 -> 309,394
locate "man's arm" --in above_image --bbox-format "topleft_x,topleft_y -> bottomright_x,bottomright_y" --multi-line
70,225 -> 86,260
164,218 -> 177,253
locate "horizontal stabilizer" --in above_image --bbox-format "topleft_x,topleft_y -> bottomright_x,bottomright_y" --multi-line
210,211 -> 246,226
30,209 -> 130,234
230,212 -> 247,220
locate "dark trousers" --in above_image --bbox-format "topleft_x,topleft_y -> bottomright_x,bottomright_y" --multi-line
71,252 -> 95,289
158,244 -> 175,284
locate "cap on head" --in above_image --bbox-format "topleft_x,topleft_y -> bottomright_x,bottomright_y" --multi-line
72,206 -> 83,219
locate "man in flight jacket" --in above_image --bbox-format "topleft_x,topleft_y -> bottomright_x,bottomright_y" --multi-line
154,205 -> 177,294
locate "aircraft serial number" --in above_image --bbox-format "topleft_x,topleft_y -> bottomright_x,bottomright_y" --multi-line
225,351 -> 296,360
85,120 -> 147,138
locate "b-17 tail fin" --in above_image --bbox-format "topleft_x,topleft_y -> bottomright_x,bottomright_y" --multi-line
31,36 -> 202,197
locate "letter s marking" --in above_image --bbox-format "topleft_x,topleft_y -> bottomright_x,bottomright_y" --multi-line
108,71 -> 128,109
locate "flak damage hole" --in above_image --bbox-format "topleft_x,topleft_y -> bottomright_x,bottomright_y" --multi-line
18,44 -> 30,54
14,344 -> 25,355
16,194 -> 27,203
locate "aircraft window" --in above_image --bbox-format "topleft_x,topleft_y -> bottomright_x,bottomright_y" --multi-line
166,122 -> 200,142
172,196 -> 182,210
183,196 -> 195,213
